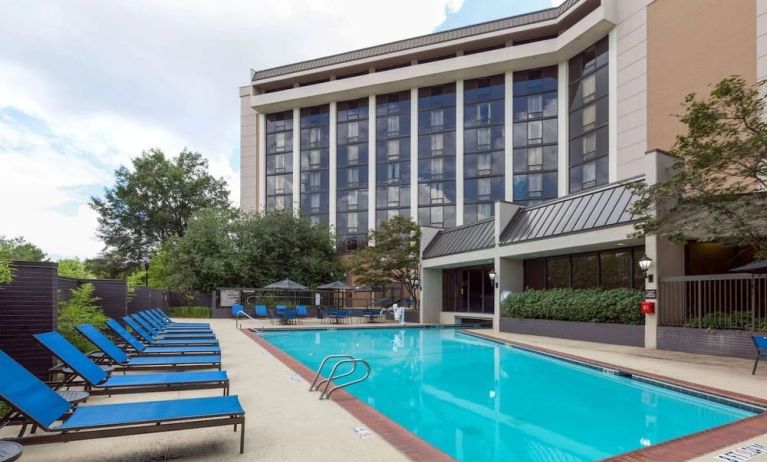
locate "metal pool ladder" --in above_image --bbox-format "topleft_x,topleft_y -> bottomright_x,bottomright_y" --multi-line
309,354 -> 371,400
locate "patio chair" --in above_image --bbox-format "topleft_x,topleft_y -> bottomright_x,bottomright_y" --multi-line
336,308 -> 349,324
35,332 -> 230,395
75,324 -> 221,371
105,319 -> 220,355
149,308 -> 210,328
254,305 -> 271,319
0,350 -> 246,453
284,308 -> 298,325
123,317 -> 219,346
127,314 -> 215,339
136,311 -> 211,333
752,335 -> 767,374
324,307 -> 337,324
296,305 -> 308,324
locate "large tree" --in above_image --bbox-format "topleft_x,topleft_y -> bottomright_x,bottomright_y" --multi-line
57,258 -> 97,279
0,235 -> 46,261
346,215 -> 421,306
631,77 -> 767,259
164,208 -> 341,293
90,148 -> 230,268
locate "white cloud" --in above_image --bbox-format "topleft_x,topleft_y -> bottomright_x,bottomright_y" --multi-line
0,0 -> 463,259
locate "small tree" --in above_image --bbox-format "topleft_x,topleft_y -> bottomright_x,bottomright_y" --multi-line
0,236 -> 46,261
58,283 -> 107,352
631,77 -> 767,259
347,215 -> 421,307
57,258 -> 97,279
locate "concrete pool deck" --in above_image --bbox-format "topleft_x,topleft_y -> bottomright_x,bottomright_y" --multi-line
3,318 -> 767,461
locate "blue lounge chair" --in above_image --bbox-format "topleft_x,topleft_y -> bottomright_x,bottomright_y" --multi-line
35,332 -> 230,395
254,305 -> 270,318
752,335 -> 767,374
0,350 -> 245,452
123,317 -> 219,346
136,311 -> 211,333
296,305 -> 308,323
128,314 -> 215,339
105,319 -> 220,355
75,324 -> 222,371
150,308 -> 210,327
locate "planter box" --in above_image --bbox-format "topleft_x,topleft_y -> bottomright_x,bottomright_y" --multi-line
657,326 -> 757,359
499,317 -> 645,347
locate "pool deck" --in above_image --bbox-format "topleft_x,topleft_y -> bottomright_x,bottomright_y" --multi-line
4,317 -> 767,461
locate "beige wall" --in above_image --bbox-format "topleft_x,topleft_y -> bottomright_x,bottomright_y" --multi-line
240,85 -> 259,212
647,0 -> 756,151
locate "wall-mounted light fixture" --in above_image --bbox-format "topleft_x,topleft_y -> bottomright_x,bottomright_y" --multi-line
638,254 -> 653,283
413,277 -> 421,291
488,269 -> 499,288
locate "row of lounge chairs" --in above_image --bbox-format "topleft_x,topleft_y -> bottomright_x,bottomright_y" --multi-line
235,304 -> 388,324
0,308 -> 246,453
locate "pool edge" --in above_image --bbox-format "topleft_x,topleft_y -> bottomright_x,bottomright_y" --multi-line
462,329 -> 767,462
241,328 -> 456,462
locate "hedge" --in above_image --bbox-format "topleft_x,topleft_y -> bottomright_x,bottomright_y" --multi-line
683,311 -> 767,331
503,288 -> 644,325
167,306 -> 212,318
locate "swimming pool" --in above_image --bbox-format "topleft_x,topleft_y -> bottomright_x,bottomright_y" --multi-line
259,327 -> 757,461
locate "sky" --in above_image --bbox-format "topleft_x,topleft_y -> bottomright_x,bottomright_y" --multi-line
0,0 -> 560,260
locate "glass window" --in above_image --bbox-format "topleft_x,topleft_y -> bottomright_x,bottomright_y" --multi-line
601,250 -> 632,289
387,163 -> 399,181
477,178 -> 491,199
477,127 -> 491,149
477,153 -> 492,175
430,206 -> 444,225
431,157 -> 444,178
572,253 -> 599,288
527,94 -> 543,118
528,147 -> 543,170
348,213 -> 359,232
348,145 -> 359,164
582,104 -> 596,130
430,183 -> 445,203
431,133 -> 444,154
546,257 -> 570,289
528,121 -> 542,143
377,91 -> 411,219
347,121 -> 359,140
275,132 -> 286,150
419,83 -> 456,227
387,139 -> 399,159
387,116 -> 399,134
387,186 -> 399,206
348,190 -> 359,209
476,102 -> 491,123
583,132 -> 596,156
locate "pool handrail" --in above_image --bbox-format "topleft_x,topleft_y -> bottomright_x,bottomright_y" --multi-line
308,354 -> 355,391
320,358 -> 371,400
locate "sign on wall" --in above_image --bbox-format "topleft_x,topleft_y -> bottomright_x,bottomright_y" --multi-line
220,289 -> 240,307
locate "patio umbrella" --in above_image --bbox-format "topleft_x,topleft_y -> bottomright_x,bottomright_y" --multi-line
317,281 -> 354,290
730,260 -> 767,274
263,278 -> 309,290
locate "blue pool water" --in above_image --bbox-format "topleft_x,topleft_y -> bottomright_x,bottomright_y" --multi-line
260,327 -> 756,461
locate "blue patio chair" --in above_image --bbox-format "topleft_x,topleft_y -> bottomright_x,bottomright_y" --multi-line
254,305 -> 269,318
136,311 -> 212,334
284,308 -> 298,325
0,350 -> 245,453
127,314 -> 215,339
324,307 -> 337,324
105,319 -> 220,355
752,335 -> 767,374
34,332 -> 230,396
76,324 -> 221,371
231,304 -> 245,318
337,308 -> 349,324
296,305 -> 308,324
149,308 -> 210,327
123,317 -> 218,346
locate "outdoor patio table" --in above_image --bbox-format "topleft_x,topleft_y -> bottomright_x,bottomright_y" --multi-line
0,441 -> 22,462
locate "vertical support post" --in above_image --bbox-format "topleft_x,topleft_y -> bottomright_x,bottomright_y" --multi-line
557,61 -> 569,197
410,88 -> 419,221
368,95 -> 377,233
257,113 -> 267,210
292,108 -> 301,214
504,71 -> 514,202
329,102 -> 337,229
456,79 -> 464,225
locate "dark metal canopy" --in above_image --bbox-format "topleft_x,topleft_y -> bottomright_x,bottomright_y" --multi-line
263,278 -> 309,290
316,281 -> 354,290
730,260 -> 767,274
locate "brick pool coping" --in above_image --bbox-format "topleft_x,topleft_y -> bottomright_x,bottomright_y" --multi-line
466,330 -> 767,462
241,329 -> 455,462
244,327 -> 767,462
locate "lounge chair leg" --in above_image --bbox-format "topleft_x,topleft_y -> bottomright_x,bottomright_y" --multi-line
753,355 -> 760,375
240,417 -> 245,454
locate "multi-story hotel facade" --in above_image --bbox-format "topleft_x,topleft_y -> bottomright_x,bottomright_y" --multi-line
241,0 -> 765,342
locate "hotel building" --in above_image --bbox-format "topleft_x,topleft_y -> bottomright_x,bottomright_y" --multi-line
241,0 -> 765,344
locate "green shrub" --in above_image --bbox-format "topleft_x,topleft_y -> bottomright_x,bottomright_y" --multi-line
0,260 -> 12,284
58,283 -> 107,352
0,401 -> 9,419
503,288 -> 644,325
683,311 -> 767,330
167,306 -> 211,318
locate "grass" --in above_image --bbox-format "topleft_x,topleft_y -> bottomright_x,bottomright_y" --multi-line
167,306 -> 211,318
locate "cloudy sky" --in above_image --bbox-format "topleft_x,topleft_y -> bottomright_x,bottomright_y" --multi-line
0,0 -> 558,260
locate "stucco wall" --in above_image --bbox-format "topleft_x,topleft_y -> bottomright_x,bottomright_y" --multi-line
647,0 -> 757,152
240,85 -> 259,212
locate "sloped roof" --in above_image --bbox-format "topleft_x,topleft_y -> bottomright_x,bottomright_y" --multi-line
251,0 -> 583,82
500,180 -> 641,245
422,218 -> 495,259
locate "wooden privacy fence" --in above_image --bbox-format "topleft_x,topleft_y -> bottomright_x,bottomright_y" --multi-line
127,287 -> 212,313
0,260 -> 128,378
658,274 -> 767,329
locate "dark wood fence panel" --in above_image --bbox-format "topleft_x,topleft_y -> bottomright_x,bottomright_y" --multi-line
89,280 -> 127,320
128,287 -> 211,313
0,261 -> 58,378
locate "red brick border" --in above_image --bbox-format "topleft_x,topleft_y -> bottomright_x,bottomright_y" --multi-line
241,329 -> 455,462
465,330 -> 767,462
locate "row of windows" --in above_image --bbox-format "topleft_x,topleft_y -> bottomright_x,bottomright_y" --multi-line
524,246 -> 645,290
264,36 -> 610,229
336,98 -> 370,247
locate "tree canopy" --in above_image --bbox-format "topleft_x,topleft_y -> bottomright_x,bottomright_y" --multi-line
90,148 -> 231,269
164,208 -> 341,293
57,258 -> 97,279
631,77 -> 767,259
0,235 -> 46,261
346,215 -> 421,305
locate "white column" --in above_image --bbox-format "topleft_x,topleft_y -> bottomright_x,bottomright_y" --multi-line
557,61 -> 569,197
608,27 -> 618,183
257,113 -> 267,210
292,108 -> 301,214
455,79 -> 464,226
504,71 -> 514,202
329,102 -> 337,228
410,88 -> 419,221
368,95 -> 377,232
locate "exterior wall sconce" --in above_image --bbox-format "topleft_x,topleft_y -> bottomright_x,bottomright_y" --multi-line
638,254 -> 653,283
488,270 -> 499,288
413,277 -> 421,290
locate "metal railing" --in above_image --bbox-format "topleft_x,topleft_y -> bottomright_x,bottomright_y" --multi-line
659,274 -> 767,329
309,354 -> 371,400
235,310 -> 258,329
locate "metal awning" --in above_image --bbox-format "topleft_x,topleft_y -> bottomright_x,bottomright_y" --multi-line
423,218 -> 495,259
